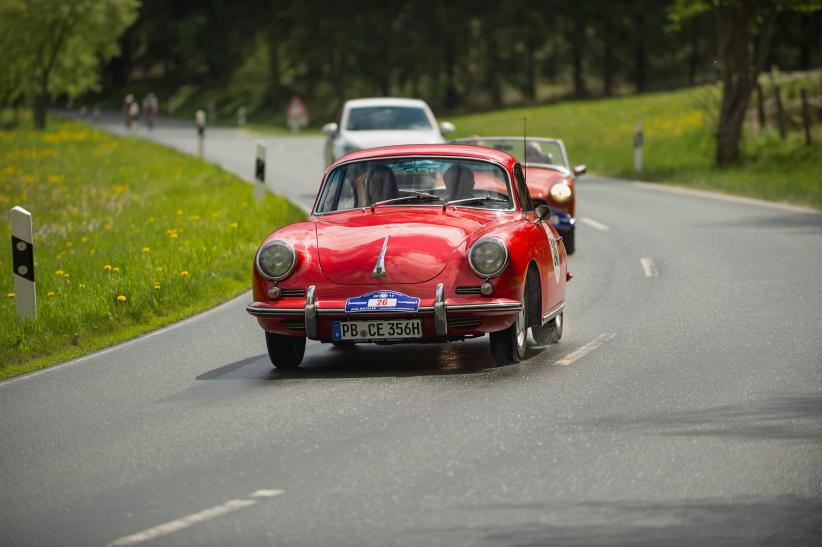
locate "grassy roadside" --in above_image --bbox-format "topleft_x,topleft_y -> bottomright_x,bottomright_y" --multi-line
450,85 -> 822,209
0,117 -> 305,380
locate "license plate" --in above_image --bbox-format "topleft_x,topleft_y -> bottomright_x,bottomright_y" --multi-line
332,319 -> 422,341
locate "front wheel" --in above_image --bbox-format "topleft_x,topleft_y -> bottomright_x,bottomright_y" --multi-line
532,311 -> 563,345
265,332 -> 306,369
563,227 -> 575,255
489,296 -> 528,366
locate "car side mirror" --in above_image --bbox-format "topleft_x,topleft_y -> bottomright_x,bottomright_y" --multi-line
535,204 -> 552,222
440,121 -> 455,135
322,122 -> 338,136
573,164 -> 587,176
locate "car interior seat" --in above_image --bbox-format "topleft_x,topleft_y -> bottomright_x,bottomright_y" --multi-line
443,164 -> 476,201
366,165 -> 400,203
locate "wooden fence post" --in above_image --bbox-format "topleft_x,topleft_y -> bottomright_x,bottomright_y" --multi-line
773,85 -> 786,140
756,83 -> 766,129
801,88 -> 811,145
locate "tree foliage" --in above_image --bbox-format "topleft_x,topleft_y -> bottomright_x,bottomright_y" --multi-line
0,0 -> 139,128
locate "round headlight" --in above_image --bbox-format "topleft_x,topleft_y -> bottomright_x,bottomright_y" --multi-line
256,241 -> 296,280
469,237 -> 508,278
549,182 -> 572,203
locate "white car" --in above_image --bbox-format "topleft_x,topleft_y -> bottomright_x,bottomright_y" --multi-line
322,98 -> 455,165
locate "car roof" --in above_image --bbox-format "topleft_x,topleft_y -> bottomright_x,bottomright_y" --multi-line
329,144 -> 519,170
343,97 -> 430,108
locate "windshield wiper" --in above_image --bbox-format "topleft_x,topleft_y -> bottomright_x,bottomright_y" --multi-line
371,192 -> 444,210
443,196 -> 509,209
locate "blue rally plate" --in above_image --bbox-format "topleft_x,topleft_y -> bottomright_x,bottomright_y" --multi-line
344,290 -> 420,313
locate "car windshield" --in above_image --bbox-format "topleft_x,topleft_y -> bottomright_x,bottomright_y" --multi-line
454,137 -> 569,169
345,106 -> 432,131
315,158 -> 514,213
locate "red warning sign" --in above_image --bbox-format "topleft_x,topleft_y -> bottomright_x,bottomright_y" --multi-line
286,96 -> 309,131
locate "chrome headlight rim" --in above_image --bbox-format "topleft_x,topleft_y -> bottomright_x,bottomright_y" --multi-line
255,240 -> 297,281
549,182 -> 572,203
468,236 -> 509,278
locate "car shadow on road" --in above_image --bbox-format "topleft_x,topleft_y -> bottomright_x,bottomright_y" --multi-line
196,338 -> 559,382
709,211 -> 822,234
431,496 -> 822,546
566,391 -> 822,442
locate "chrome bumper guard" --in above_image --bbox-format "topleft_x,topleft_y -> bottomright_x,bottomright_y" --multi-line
247,284 -> 523,340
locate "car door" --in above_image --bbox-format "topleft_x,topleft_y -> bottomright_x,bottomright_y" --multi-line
513,164 -> 564,316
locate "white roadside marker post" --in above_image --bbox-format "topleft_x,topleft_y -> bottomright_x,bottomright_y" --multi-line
10,206 -> 36,322
238,106 -> 246,127
196,110 -> 206,158
633,121 -> 644,173
255,141 -> 266,201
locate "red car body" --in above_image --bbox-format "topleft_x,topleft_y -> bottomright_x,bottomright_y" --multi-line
247,144 -> 568,368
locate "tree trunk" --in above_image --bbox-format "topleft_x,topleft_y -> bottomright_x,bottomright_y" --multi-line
485,30 -> 503,108
602,29 -> 613,97
633,10 -> 647,93
688,19 -> 699,86
713,1 -> 776,166
572,16 -> 586,98
33,92 -> 48,130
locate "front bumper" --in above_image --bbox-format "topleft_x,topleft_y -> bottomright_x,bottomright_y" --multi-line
246,283 -> 522,341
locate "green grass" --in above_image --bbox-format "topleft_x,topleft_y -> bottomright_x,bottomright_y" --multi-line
451,85 -> 822,209
0,118 -> 305,379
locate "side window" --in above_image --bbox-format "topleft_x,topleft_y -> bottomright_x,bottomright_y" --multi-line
317,169 -> 344,212
513,164 -> 534,212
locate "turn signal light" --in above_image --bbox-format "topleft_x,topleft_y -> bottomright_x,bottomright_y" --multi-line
268,285 -> 282,299
480,282 -> 494,296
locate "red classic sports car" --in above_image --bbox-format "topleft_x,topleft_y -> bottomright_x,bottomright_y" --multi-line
452,137 -> 585,254
246,144 -> 569,368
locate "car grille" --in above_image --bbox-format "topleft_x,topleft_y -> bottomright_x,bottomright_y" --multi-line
455,286 -> 482,295
280,288 -> 306,297
448,317 -> 482,329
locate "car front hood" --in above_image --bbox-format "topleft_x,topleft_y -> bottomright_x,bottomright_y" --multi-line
344,130 -> 444,151
315,208 -> 502,285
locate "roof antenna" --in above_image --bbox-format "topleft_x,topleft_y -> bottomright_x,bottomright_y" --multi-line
523,117 -> 527,179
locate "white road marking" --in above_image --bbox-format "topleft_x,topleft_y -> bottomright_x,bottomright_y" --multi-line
630,181 -> 820,214
106,489 -> 283,546
640,257 -> 658,277
578,217 -> 610,231
552,333 -> 616,367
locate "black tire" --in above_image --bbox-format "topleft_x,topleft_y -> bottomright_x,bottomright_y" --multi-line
265,332 -> 306,369
563,227 -> 575,255
489,293 -> 528,366
532,311 -> 563,345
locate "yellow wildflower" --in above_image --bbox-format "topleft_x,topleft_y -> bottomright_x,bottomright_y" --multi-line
7,292 -> 14,298
180,271 -> 189,277
190,215 -> 201,222
103,264 -> 112,271
142,247 -> 150,253
153,282 -> 161,289
155,266 -> 164,272
176,209 -> 183,216
112,267 -> 120,273
148,217 -> 156,224
65,241 -> 73,247
117,295 -> 127,302
47,175 -> 64,184
104,223 -> 112,230
228,222 -> 239,229
80,236 -> 88,243
55,270 -> 65,276
79,283 -> 86,288
90,248 -> 96,255
47,291 -> 55,297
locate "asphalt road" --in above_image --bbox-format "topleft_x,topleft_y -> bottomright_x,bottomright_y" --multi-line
1,116 -> 821,546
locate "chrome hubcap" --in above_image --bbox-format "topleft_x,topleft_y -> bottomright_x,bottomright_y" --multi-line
516,305 -> 526,349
